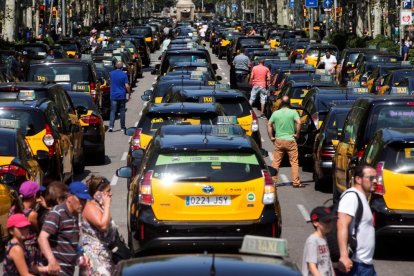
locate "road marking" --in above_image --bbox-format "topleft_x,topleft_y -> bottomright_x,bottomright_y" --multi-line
268,151 -> 273,161
261,137 -> 265,142
121,152 -> 128,161
224,77 -> 228,80
110,175 -> 118,186
139,111 -> 142,116
297,204 -> 311,222
280,174 -> 289,183
134,121 -> 138,127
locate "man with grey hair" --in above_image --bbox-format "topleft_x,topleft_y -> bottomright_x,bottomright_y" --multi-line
109,61 -> 131,132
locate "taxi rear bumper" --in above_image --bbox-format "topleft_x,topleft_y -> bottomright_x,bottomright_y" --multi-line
371,197 -> 414,236
134,204 -> 280,252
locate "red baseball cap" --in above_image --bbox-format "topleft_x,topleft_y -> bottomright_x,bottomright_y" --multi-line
7,214 -> 31,229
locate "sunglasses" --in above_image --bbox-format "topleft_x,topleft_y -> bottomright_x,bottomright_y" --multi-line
364,175 -> 378,182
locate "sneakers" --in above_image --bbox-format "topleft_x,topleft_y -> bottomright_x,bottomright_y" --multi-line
258,114 -> 266,119
108,128 -> 113,132
121,127 -> 126,134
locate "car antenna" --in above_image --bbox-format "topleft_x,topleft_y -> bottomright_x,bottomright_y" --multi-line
210,253 -> 216,276
181,74 -> 184,89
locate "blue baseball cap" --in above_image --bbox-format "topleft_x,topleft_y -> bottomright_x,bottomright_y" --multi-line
68,182 -> 92,200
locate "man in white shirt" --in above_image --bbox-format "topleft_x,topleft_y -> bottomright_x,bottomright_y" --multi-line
337,165 -> 377,276
317,49 -> 337,75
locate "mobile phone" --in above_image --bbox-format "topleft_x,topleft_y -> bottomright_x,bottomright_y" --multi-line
94,191 -> 103,203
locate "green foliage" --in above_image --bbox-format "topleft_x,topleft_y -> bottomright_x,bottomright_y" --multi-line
328,31 -> 348,51
368,35 -> 398,53
346,36 -> 367,48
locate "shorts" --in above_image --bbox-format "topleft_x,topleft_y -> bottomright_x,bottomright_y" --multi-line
250,86 -> 267,105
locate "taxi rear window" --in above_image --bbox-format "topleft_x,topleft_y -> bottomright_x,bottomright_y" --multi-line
367,105 -> 414,139
153,152 -> 262,182
324,111 -> 348,140
27,64 -> 91,83
142,116 -> 213,135
383,145 -> 414,174
219,98 -> 251,117
292,87 -> 309,98
0,134 -> 17,156
0,109 -> 45,136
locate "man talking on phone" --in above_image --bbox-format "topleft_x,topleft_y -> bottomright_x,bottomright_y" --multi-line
109,61 -> 131,133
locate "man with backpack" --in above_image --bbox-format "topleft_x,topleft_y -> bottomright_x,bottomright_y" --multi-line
337,165 -> 377,275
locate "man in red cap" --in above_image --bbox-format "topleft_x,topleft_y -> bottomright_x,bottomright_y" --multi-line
302,206 -> 335,276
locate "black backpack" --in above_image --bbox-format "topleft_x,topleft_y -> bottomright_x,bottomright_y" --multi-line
325,191 -> 363,262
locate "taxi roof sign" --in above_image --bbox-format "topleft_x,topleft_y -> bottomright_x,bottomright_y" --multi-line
55,74 -> 70,82
391,86 -> 409,95
0,119 -> 20,129
195,59 -> 207,63
320,75 -> 333,82
217,116 -> 238,125
81,54 -> 92,60
18,90 -> 36,101
103,52 -> 113,57
352,87 -> 369,94
303,64 -> 314,69
315,69 -> 327,75
295,59 -> 305,64
211,125 -> 235,136
347,81 -> 361,88
239,235 -> 289,258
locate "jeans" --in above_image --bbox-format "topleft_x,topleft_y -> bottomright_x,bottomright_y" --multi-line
272,139 -> 300,185
109,99 -> 126,129
336,262 -> 376,276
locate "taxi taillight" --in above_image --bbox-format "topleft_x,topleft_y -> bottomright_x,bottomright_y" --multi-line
139,170 -> 154,205
0,165 -> 27,177
80,114 -> 102,125
251,110 -> 259,132
262,169 -> 275,204
43,124 -> 55,157
375,162 -> 385,195
132,128 -> 142,150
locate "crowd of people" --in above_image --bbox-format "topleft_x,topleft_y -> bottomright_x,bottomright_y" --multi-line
3,176 -> 122,275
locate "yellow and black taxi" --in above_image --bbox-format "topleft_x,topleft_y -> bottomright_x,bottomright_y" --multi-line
362,63 -> 408,93
111,39 -> 144,78
360,128 -> 414,237
296,86 -> 367,169
67,92 -> 106,164
0,83 -> 85,173
116,124 -> 281,253
129,26 -> 156,52
15,43 -> 50,59
217,30 -> 241,59
313,105 -> 351,192
25,59 -> 104,115
161,87 -> 262,147
163,62 -> 220,82
333,96 -> 414,201
0,94 -> 75,184
375,67 -> 414,95
112,236 -> 300,275
0,120 -> 43,189
143,79 -> 206,104
122,36 -> 151,67
56,39 -> 82,57
0,122 -> 45,253
303,44 -> 338,68
228,36 -> 266,62
337,48 -> 379,86
393,77 -> 414,95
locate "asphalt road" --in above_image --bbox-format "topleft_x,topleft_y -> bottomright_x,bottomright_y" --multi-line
78,45 -> 414,275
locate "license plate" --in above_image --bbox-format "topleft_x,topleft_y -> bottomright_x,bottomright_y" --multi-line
185,196 -> 231,206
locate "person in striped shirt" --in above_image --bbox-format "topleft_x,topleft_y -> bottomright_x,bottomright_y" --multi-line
38,182 -> 92,275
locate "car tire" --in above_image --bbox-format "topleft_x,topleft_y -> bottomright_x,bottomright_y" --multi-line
138,71 -> 143,78
314,171 -> 324,191
97,149 -> 106,165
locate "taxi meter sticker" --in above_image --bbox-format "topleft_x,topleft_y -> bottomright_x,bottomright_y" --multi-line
0,119 -> 20,129
391,87 -> 408,94
18,90 -> 36,101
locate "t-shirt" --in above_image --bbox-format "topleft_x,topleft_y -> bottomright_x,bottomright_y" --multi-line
41,203 -> 79,276
321,55 -> 337,73
302,234 -> 334,276
250,64 -> 271,87
233,53 -> 250,71
338,187 -> 375,265
269,107 -> 299,140
110,69 -> 128,100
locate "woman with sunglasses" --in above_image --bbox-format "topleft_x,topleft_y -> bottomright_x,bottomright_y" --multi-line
80,175 -> 117,275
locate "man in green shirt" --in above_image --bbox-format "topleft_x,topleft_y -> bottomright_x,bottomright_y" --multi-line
267,96 -> 303,187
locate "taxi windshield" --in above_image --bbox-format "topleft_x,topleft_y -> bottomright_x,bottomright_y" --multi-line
153,152 -> 262,182
324,111 -> 348,140
0,109 -> 45,136
368,105 -> 414,139
218,98 -> 251,117
292,87 -> 310,98
27,64 -> 90,83
0,134 -> 17,156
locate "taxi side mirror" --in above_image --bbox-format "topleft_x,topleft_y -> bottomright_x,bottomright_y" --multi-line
125,127 -> 136,136
36,150 -> 49,160
143,90 -> 152,96
116,166 -> 132,178
261,148 -> 269,157
76,106 -> 88,116
267,166 -> 277,176
141,94 -> 150,101
216,75 -> 222,81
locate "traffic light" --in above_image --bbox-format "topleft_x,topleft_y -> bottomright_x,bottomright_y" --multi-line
39,5 -> 45,19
